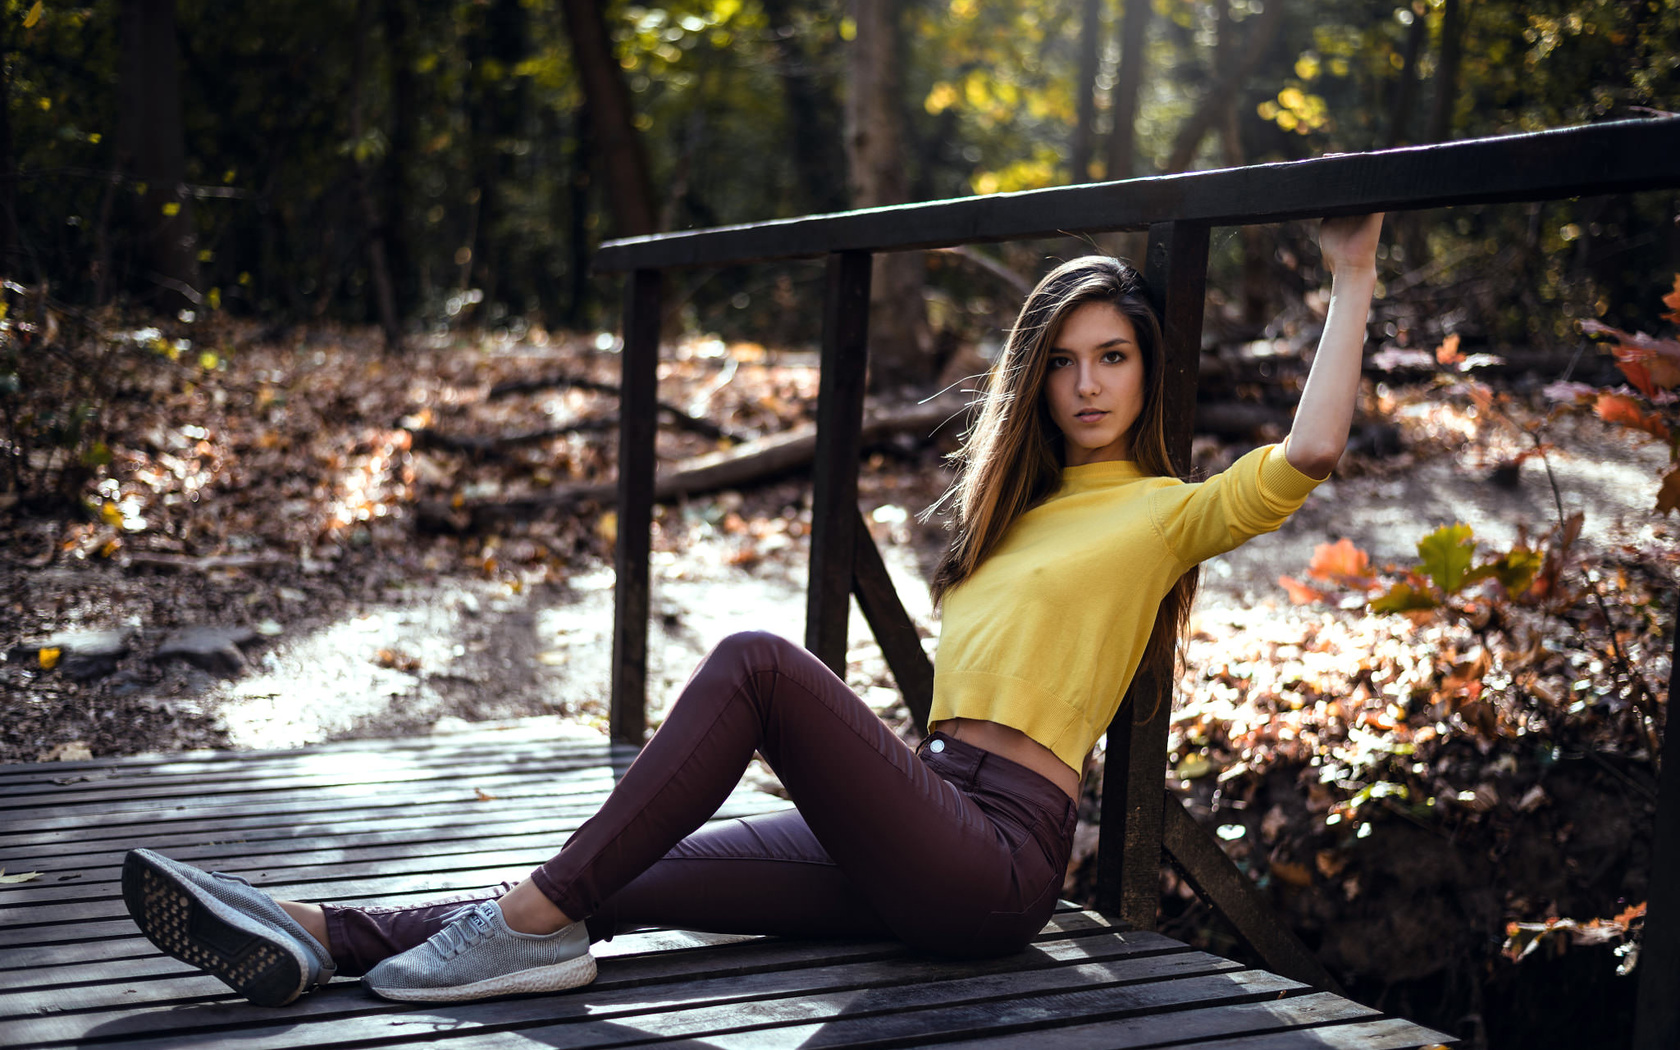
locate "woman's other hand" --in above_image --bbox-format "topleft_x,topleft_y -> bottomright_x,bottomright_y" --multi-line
1319,213 -> 1383,277
1284,214 -> 1383,480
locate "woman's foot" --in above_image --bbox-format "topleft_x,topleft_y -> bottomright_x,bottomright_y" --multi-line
121,848 -> 337,1007
362,900 -> 594,1002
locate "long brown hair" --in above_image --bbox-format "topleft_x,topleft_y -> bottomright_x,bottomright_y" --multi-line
927,255 -> 1199,689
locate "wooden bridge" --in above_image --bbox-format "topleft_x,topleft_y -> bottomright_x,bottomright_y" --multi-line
6,118 -> 1680,1048
1,721 -> 1450,1048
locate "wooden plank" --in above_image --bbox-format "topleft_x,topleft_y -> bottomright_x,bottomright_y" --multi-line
0,924 -> 1192,1045
851,510 -> 935,733
0,736 -> 631,792
1097,219 -> 1209,927
1,928 -> 1199,1023
611,267 -> 663,744
0,721 -> 617,783
1635,599 -> 1680,1049
1161,791 -> 1342,994
931,992 -> 1382,1049
592,118 -> 1680,271
1167,1017 -> 1455,1049
0,752 -> 617,810
804,250 -> 872,673
442,969 -> 1304,1050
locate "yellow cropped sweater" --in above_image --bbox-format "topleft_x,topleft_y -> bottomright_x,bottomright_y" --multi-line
929,442 -> 1323,772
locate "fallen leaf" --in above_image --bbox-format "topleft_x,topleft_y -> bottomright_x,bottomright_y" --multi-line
37,646 -> 61,670
1278,575 -> 1332,605
38,741 -> 92,762
1595,392 -> 1670,441
374,648 -> 421,673
1434,333 -> 1463,366
474,788 -> 499,801
1664,275 -> 1680,326
1657,468 -> 1680,516
1270,859 -> 1313,888
1306,538 -> 1373,586
0,869 -> 43,884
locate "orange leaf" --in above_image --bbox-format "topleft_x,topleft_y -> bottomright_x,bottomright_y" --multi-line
1657,469 -> 1680,516
474,788 -> 499,801
1614,901 -> 1647,927
1434,333 -> 1463,365
1595,393 -> 1670,441
1278,575 -> 1331,605
1663,274 -> 1680,326
1306,537 -> 1372,585
1614,354 -> 1660,399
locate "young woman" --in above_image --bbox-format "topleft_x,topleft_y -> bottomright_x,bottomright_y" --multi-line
123,213 -> 1383,1007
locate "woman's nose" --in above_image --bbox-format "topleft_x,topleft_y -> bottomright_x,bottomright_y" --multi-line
1077,364 -> 1100,395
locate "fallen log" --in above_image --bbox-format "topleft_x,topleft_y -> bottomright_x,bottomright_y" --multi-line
417,394 -> 970,531
483,370 -> 747,442
123,551 -> 293,572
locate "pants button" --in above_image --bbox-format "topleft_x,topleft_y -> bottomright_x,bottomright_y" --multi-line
929,738 -> 945,753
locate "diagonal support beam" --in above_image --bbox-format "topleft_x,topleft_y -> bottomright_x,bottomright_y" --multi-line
1162,792 -> 1344,994
852,512 -> 934,734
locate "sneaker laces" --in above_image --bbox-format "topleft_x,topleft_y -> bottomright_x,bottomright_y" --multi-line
428,904 -> 497,960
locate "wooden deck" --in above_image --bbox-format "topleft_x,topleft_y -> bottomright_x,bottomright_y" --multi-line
1,721 -> 1452,1049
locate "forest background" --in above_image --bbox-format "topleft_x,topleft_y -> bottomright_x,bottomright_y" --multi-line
6,1 -> 1680,1048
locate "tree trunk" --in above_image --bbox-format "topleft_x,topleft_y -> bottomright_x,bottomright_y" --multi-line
761,0 -> 848,213
1386,3 -> 1427,147
558,0 -> 657,237
382,0 -> 417,315
1105,0 -> 1152,180
845,0 -> 930,391
564,101 -> 593,327
1069,0 -> 1102,184
1164,0 -> 1283,173
1426,0 -> 1465,143
0,16 -> 18,278
467,0 -> 530,312
349,0 -> 402,351
1220,99 -> 1268,327
118,0 -> 199,310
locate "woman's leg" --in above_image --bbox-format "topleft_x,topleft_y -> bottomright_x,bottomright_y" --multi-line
316,809 -> 892,977
528,630 -> 1068,956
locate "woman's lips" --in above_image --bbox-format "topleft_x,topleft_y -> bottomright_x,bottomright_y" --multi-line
1075,409 -> 1107,422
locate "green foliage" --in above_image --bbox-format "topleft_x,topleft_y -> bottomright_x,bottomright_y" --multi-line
4,0 -> 1677,343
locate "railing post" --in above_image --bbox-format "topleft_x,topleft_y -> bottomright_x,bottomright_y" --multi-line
1097,220 -> 1209,925
610,268 -> 663,746
805,251 -> 873,674
1634,599 -> 1680,1048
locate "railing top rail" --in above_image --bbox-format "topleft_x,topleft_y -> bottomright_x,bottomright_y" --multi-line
594,117 -> 1680,273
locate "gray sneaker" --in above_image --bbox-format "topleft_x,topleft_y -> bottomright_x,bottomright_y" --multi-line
363,900 -> 595,1002
122,848 -> 336,1007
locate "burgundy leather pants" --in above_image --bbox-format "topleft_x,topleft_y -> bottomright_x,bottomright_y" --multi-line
322,631 -> 1077,977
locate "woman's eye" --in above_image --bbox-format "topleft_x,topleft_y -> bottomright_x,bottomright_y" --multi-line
1103,351 -> 1126,364
1048,356 -> 1070,369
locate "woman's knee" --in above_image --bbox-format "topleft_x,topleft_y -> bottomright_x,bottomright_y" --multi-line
709,630 -> 797,670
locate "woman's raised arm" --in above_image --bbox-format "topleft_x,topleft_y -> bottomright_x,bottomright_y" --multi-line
1283,213 -> 1384,480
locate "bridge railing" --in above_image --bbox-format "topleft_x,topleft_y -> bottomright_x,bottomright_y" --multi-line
592,117 -> 1680,1047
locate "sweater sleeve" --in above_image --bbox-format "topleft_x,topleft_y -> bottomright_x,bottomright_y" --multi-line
1149,443 -> 1323,566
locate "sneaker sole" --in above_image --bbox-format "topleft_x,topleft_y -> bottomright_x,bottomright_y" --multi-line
368,953 -> 597,1003
121,852 -> 308,1007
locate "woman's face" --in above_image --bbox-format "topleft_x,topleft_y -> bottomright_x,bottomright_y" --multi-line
1043,301 -> 1145,466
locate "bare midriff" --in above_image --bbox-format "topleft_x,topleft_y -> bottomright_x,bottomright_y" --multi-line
936,717 -> 1081,801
